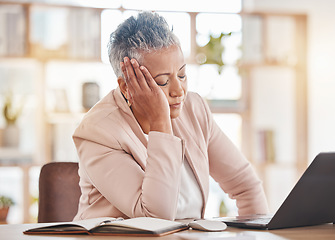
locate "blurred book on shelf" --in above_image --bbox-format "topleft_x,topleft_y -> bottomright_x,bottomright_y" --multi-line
29,6 -> 100,60
0,4 -> 26,57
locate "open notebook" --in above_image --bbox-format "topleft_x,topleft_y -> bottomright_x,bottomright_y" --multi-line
24,217 -> 227,236
24,217 -> 189,236
219,152 -> 335,229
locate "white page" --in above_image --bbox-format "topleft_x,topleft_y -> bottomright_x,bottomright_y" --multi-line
105,217 -> 185,231
67,217 -> 115,230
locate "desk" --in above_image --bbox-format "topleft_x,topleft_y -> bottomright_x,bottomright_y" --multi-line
1,223 -> 334,240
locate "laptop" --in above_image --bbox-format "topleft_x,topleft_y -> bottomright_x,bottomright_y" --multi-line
219,152 -> 335,230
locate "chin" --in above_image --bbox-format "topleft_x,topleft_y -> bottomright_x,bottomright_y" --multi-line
170,110 -> 182,119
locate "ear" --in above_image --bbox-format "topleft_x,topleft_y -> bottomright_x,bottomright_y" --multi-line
117,77 -> 128,98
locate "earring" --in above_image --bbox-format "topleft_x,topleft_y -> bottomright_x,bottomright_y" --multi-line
127,99 -> 131,107
122,90 -> 131,107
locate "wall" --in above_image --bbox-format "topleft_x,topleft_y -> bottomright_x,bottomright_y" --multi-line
244,0 -> 335,161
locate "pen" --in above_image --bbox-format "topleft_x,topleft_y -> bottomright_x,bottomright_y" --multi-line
100,217 -> 124,225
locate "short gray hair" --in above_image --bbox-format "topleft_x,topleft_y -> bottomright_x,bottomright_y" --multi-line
108,11 -> 180,78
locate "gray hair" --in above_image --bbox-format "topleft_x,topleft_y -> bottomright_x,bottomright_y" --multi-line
108,11 -> 181,78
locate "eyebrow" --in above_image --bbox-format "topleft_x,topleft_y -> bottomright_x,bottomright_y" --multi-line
153,64 -> 186,79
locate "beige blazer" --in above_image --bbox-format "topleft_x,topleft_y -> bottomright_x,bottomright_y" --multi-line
73,88 -> 268,221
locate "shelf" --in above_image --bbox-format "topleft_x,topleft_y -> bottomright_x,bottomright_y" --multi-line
0,148 -> 33,165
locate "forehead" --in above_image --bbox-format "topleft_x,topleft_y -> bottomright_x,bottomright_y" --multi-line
140,45 -> 185,73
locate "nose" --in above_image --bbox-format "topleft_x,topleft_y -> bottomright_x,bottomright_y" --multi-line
169,77 -> 184,98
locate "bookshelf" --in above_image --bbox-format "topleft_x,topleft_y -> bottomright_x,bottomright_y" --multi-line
29,5 -> 101,60
0,2 -> 103,223
240,12 -> 308,211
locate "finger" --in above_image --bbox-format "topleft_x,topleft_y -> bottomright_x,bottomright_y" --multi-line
126,88 -> 133,104
120,62 -> 127,80
120,61 -> 132,87
120,61 -> 134,95
124,57 -> 140,91
140,66 -> 159,90
131,59 -> 151,90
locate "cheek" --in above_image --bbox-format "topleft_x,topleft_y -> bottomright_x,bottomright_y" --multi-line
181,79 -> 188,93
160,87 -> 170,99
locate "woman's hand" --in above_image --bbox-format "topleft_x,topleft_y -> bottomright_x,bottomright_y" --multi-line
121,57 -> 172,134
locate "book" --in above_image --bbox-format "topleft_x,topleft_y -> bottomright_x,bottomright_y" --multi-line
23,217 -> 189,237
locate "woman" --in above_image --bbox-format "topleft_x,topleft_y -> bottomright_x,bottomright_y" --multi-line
73,11 -> 268,221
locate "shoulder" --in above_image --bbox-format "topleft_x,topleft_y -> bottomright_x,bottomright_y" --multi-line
73,89 -> 128,145
183,91 -> 212,121
80,90 -> 119,126
177,92 -> 213,140
184,91 -> 206,106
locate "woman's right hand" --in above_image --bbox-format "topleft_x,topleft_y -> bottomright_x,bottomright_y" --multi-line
120,57 -> 172,134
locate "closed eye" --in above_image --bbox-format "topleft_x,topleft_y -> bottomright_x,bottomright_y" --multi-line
157,79 -> 169,87
179,75 -> 186,80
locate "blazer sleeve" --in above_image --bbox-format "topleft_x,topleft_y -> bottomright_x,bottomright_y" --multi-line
73,123 -> 184,220
198,96 -> 269,215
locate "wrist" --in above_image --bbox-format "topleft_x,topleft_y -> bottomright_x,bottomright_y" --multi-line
149,121 -> 173,135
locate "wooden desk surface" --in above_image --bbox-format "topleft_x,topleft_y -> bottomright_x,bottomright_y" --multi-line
1,222 -> 334,240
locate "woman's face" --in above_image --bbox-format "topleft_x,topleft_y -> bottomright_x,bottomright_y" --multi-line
140,45 -> 187,119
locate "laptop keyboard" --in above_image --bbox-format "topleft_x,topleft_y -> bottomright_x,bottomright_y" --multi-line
233,217 -> 271,224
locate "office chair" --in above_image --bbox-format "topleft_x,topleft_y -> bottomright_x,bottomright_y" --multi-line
38,162 -> 81,223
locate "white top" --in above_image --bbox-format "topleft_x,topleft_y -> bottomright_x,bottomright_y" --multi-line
175,158 -> 203,219
143,133 -> 202,219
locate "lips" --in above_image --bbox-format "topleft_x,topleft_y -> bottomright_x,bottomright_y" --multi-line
170,102 -> 182,109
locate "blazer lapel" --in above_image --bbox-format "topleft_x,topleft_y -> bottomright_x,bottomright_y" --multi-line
113,88 -> 148,169
172,118 -> 209,217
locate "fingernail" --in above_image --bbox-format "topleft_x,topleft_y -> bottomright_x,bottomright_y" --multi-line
131,59 -> 136,64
